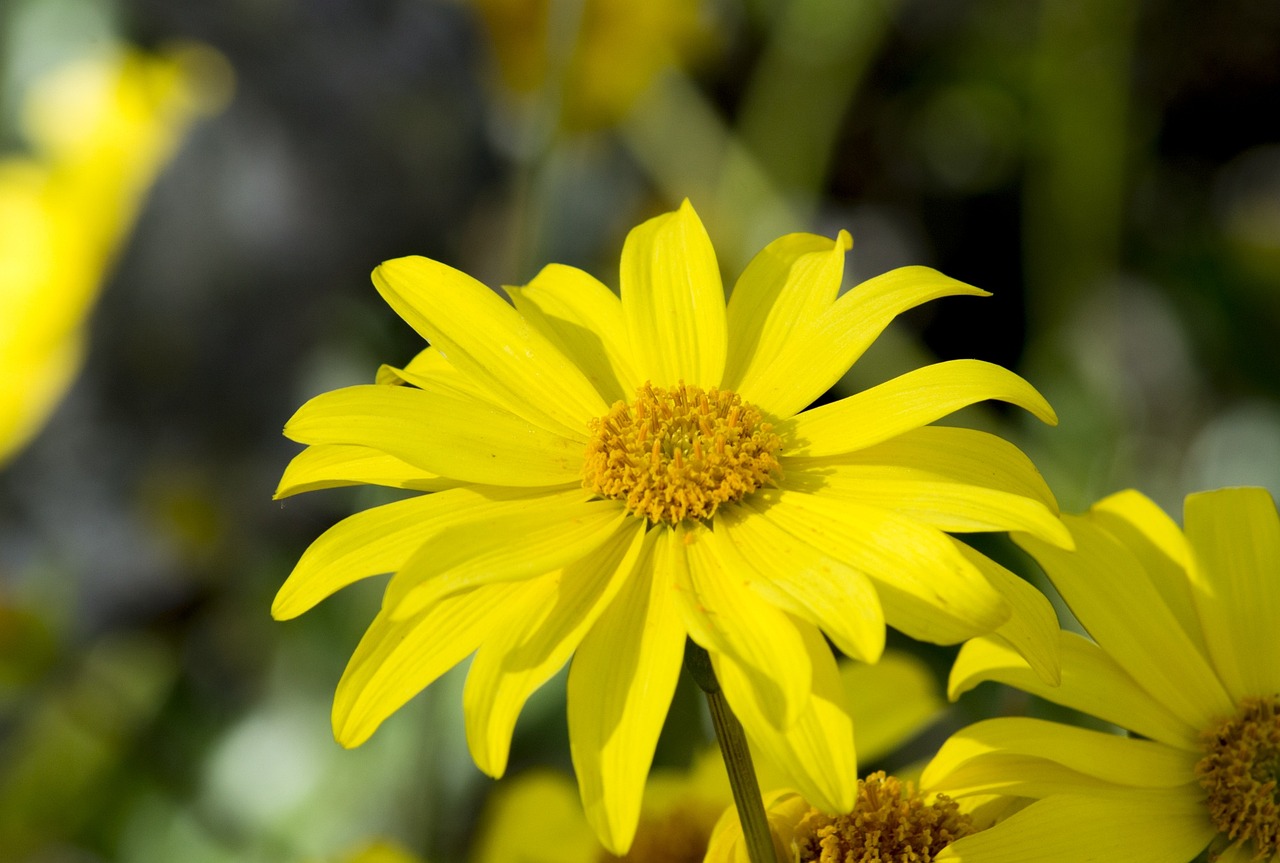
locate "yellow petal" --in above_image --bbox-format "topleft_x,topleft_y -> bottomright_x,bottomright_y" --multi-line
670,523 -> 811,730
1016,512 -> 1234,731
741,266 -> 990,421
333,579 -> 538,747
779,360 -> 1057,458
955,542 -> 1061,685
841,651 -> 944,763
713,622 -> 858,814
759,489 -> 1009,644
373,255 -> 607,436
1090,490 -> 1204,654
722,230 -> 850,414
620,199 -> 726,387
384,493 -> 627,619
936,792 -> 1213,863
1184,486 -> 1280,699
949,633 -> 1197,750
715,505 -> 885,664
274,489 -> 474,619
284,384 -> 585,487
506,263 -> 642,404
275,443 -> 457,498
568,529 -> 685,855
462,520 -> 647,776
924,717 -> 1198,794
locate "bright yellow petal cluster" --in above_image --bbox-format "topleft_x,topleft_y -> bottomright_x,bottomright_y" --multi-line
0,44 -> 230,465
924,487 -> 1280,863
472,652 -> 944,863
277,200 -> 1068,854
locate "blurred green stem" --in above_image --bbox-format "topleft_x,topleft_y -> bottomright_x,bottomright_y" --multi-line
685,641 -> 778,863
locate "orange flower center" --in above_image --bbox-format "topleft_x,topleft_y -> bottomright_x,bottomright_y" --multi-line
583,382 -> 782,525
1196,694 -> 1280,858
793,772 -> 973,863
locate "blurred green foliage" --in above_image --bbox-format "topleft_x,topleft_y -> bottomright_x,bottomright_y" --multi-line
1,0 -> 1277,860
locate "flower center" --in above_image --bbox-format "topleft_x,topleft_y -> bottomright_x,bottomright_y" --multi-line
597,803 -> 720,863
583,381 -> 782,525
792,772 -> 973,863
1196,694 -> 1280,857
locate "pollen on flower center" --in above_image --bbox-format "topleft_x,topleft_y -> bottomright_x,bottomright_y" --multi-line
1196,694 -> 1280,857
792,772 -> 973,863
582,381 -> 782,525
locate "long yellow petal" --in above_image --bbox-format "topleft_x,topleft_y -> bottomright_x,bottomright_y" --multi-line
714,622 -> 858,814
373,255 -> 607,436
507,263 -> 642,404
786,425 -> 1059,511
715,505 -> 885,664
759,489 -> 1009,644
1090,490 -> 1204,654
740,266 -> 990,421
284,384 -> 585,487
956,542 -> 1061,685
275,443 -> 457,498
384,495 -> 627,618
670,523 -> 811,730
779,360 -> 1056,458
949,633 -> 1197,750
722,230 -> 850,413
924,717 -> 1198,794
332,579 -> 538,747
1016,513 -> 1234,731
936,792 -> 1213,863
462,520 -> 647,777
568,529 -> 685,855
274,488 -> 482,619
620,199 -> 726,387
1184,486 -> 1280,699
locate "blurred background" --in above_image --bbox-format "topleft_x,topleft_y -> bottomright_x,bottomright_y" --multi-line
0,0 -> 1277,860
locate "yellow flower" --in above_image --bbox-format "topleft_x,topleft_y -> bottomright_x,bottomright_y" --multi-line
924,487 -> 1280,863
470,0 -> 712,129
472,652 -> 947,863
276,199 -> 1069,853
0,44 -> 230,465
708,772 -> 976,863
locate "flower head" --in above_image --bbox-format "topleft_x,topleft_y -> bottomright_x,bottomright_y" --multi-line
277,200 -> 1068,853
708,773 -> 974,863
924,487 -> 1280,862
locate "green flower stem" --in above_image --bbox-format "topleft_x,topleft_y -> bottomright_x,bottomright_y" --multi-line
684,641 -> 779,863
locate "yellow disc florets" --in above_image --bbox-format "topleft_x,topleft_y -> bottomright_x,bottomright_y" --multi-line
1196,694 -> 1280,858
582,381 -> 782,525
792,772 -> 973,863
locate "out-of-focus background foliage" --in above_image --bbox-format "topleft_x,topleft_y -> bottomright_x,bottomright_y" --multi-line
1,0 -> 1277,860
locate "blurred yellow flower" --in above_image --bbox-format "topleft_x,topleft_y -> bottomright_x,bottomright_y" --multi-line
470,0 -> 712,129
472,652 -> 947,863
277,199 -> 1067,853
0,44 -> 230,465
324,839 -> 425,863
925,487 -> 1280,863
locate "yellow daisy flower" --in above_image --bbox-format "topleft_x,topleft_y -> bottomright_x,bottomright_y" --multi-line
0,45 -> 229,465
275,200 -> 1069,853
924,487 -> 1280,863
472,652 -> 948,863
